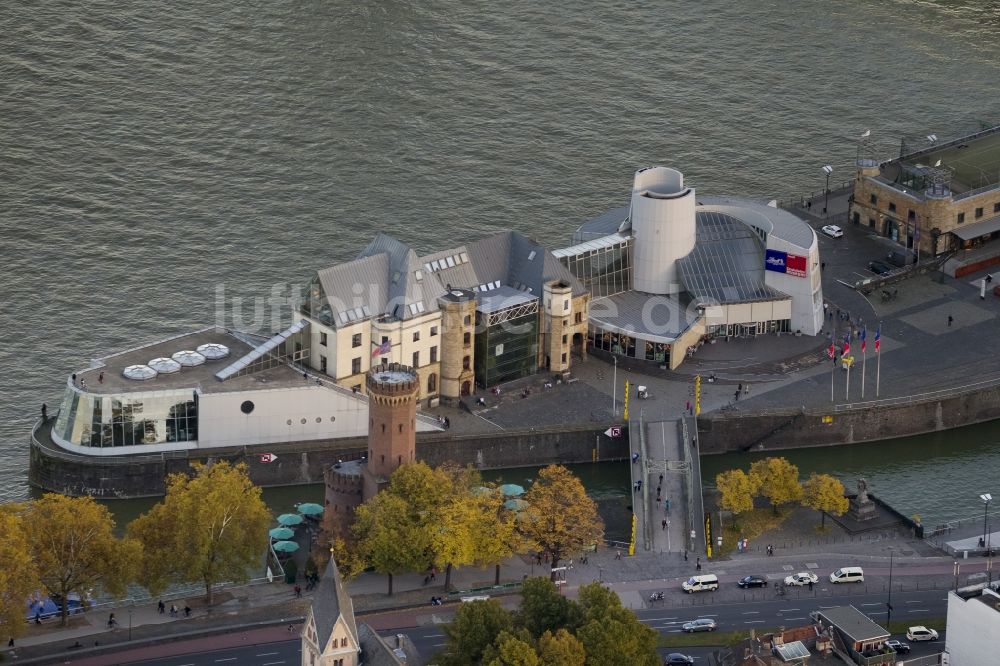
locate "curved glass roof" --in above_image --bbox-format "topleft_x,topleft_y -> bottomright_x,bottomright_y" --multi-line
148,357 -> 182,374
171,350 -> 206,367
196,343 -> 230,360
123,364 -> 158,380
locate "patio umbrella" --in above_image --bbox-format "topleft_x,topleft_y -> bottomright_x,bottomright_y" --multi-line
500,484 -> 525,497
277,513 -> 303,526
272,540 -> 300,553
297,503 -> 324,517
503,499 -> 529,511
269,527 -> 294,540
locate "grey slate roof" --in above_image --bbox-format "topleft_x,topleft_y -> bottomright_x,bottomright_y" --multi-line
589,290 -> 699,341
312,557 -> 358,652
573,206 -> 631,242
310,230 -> 585,328
678,211 -> 789,304
358,623 -> 420,665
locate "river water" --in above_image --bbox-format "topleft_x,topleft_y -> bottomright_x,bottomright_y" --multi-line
3,1 -> 999,515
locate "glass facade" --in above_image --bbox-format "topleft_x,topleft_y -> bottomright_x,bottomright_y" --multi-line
588,326 -> 670,364
474,309 -> 539,388
558,241 -> 632,298
53,387 -> 198,448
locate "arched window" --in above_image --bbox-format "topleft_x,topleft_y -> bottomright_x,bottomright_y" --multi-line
428,373 -> 437,393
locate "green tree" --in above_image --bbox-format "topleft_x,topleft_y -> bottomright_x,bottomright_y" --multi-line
0,509 -> 41,639
470,489 -> 522,586
574,582 -> 658,666
23,494 -> 139,626
517,466 -> 604,577
128,462 -> 270,604
353,491 -> 432,595
437,599 -> 514,666
801,473 -> 849,527
537,628 -> 586,666
715,469 -> 755,520
517,577 -> 578,638
749,457 -> 803,514
484,630 -> 541,666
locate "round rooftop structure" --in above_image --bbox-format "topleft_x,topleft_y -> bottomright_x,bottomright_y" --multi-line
171,350 -> 206,367
196,343 -> 230,360
148,357 -> 182,374
123,364 -> 158,381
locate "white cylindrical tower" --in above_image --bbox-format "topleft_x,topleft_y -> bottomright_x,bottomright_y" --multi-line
630,167 -> 696,295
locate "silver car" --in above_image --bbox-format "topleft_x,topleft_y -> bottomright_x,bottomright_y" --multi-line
682,618 -> 718,633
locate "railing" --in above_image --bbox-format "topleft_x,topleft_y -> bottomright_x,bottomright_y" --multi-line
897,654 -> 942,666
31,415 -> 189,463
835,373 -> 1000,411
953,181 -> 999,201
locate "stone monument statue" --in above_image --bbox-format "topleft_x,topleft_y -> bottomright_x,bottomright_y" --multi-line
848,477 -> 876,522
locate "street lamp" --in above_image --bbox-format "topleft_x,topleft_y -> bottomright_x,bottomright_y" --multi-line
886,547 -> 895,627
128,608 -> 133,641
981,493 -> 992,549
821,165 -> 833,214
612,355 -> 618,416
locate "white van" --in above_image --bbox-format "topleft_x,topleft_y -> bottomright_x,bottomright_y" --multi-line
681,574 -> 719,593
829,567 -> 864,584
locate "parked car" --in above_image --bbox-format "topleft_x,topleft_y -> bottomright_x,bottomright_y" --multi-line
738,575 -> 768,588
821,224 -> 844,238
783,572 -> 819,586
665,653 -> 695,665
829,566 -> 864,583
885,639 -> 911,654
868,260 -> 892,275
906,626 -> 938,641
682,618 -> 718,633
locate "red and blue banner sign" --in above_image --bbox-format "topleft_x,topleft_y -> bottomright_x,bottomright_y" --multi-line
764,249 -> 807,277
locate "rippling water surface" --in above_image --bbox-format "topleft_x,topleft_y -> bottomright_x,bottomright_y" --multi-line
2,1 -> 999,512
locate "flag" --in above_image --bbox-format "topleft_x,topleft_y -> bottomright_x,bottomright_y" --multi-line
860,327 -> 867,353
861,129 -> 871,138
874,326 -> 881,353
827,335 -> 835,360
842,332 -> 851,357
371,339 -> 391,358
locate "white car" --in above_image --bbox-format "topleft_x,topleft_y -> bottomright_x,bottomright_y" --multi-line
821,224 -> 844,238
784,572 -> 819,586
906,626 -> 939,641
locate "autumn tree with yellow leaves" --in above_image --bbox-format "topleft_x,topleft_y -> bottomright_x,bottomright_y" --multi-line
23,494 -> 140,626
517,465 -> 604,577
801,473 -> 849,527
715,469 -> 755,525
748,457 -> 803,514
0,508 -> 41,638
128,462 -> 270,604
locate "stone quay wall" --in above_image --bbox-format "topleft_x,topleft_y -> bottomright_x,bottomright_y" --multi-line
697,382 -> 1000,454
29,422 -> 626,499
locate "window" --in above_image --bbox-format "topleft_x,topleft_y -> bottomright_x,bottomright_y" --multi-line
412,331 -> 420,342
561,334 -> 568,344
353,384 -> 361,393
463,332 -> 471,346
958,212 -> 965,224
399,424 -> 403,433
869,217 -> 875,228
428,373 -> 437,392
908,209 -> 915,221
976,207 -> 984,219
320,356 -> 327,373
351,357 -> 361,374
563,300 -> 569,311
561,352 -> 567,364
463,356 -> 471,370
320,332 -> 328,347
431,325 -> 438,337
341,637 -> 347,647
994,202 -> 1000,213
351,333 -> 361,348
430,346 -> 438,363
412,351 -> 419,367
870,193 -> 877,205
575,312 -> 583,324
464,315 -> 471,326
888,202 -> 896,213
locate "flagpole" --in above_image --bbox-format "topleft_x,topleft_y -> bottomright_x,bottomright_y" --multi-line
846,359 -> 851,400
861,345 -> 867,399
876,347 -> 881,397
831,355 -> 835,403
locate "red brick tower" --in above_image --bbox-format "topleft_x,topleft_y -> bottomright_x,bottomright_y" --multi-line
362,362 -> 419,501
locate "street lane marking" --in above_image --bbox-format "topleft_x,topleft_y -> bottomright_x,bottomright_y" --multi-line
905,600 -> 922,604
780,608 -> 800,612
257,653 -> 278,657
860,603 -> 881,607
742,611 -> 759,615
262,662 -> 285,665
645,617 -> 678,621
434,642 -> 446,647
907,609 -> 929,613
215,660 -> 237,663
784,617 -> 806,620
425,633 -> 444,638
744,620 -> 765,624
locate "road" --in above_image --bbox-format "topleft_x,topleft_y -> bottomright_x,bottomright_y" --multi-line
377,587 -> 948,660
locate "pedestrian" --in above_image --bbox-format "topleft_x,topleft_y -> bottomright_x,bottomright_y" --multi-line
170,605 -> 177,617
738,383 -> 743,394
684,550 -> 688,561
696,557 -> 702,571
737,539 -> 743,553
294,584 -> 302,597
734,389 -> 740,402
656,485 -> 661,496
288,624 -> 295,633
107,613 -> 116,629
685,400 -> 691,412
821,262 -> 826,271
184,606 -> 191,617
665,498 -> 670,512
616,550 -> 622,560
636,480 -> 642,492
41,403 -> 48,420
743,538 -> 749,552
8,637 -> 14,648
948,315 -> 953,327
34,612 -> 41,625
662,519 -> 667,530
158,600 -> 165,614
744,384 -> 750,397
98,371 -> 104,383
659,473 -> 664,484
808,579 -> 814,591
807,201 -> 812,210
632,452 -> 639,463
